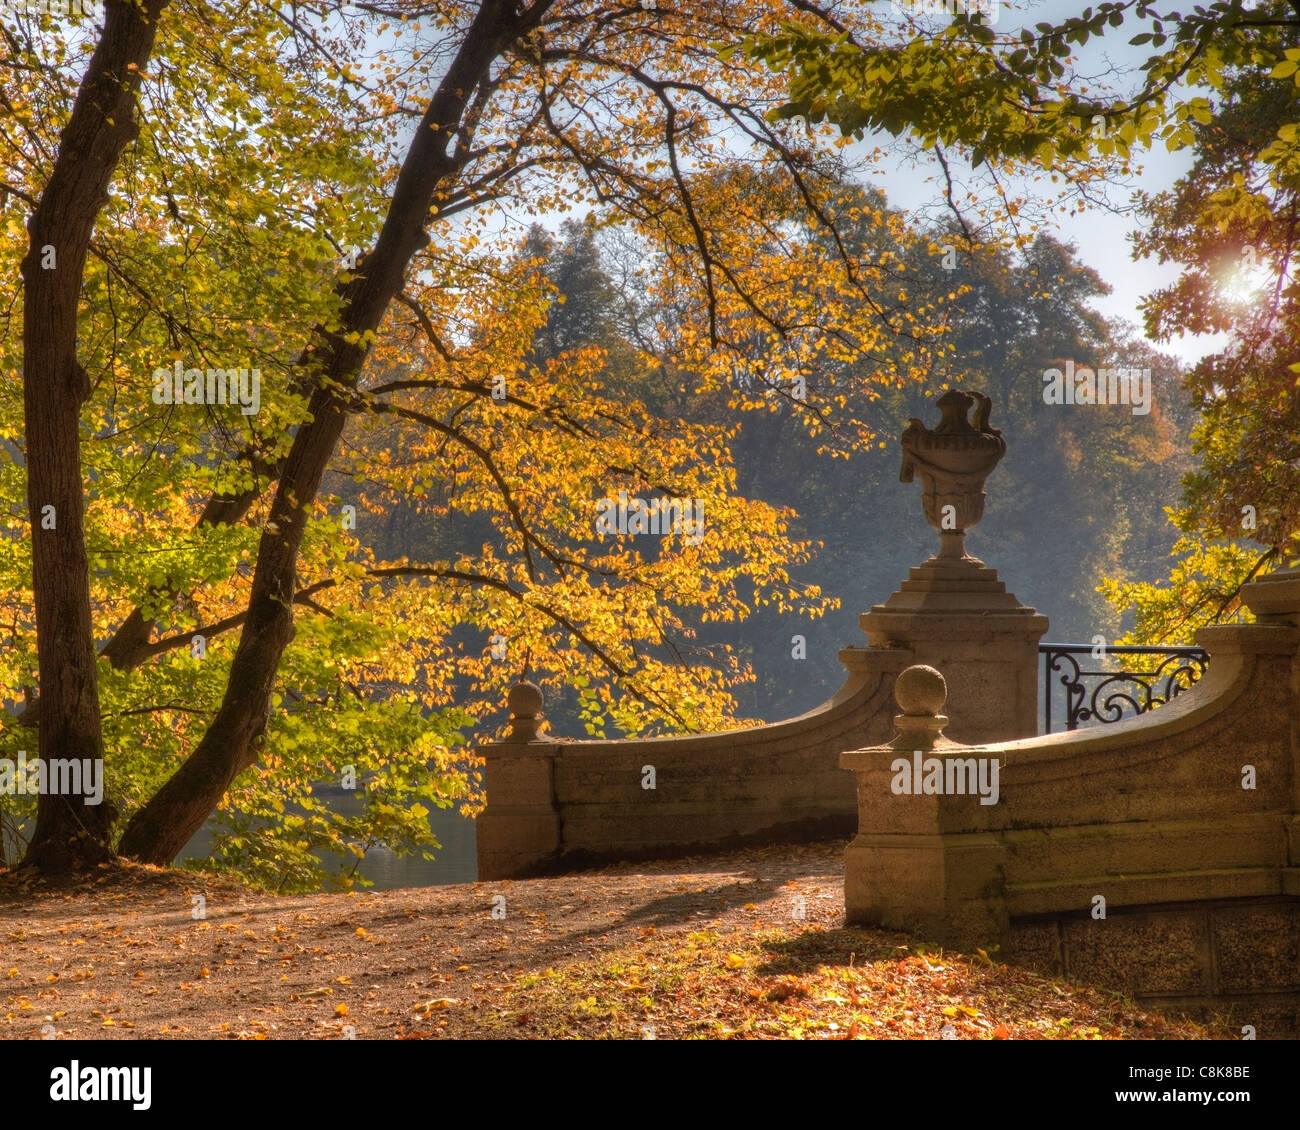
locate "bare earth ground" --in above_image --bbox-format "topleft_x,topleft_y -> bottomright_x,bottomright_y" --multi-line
0,841 -> 1229,1040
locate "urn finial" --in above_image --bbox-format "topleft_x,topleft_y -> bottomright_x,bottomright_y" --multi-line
900,389 -> 1006,564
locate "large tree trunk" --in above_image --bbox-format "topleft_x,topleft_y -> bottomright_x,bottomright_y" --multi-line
118,0 -> 550,865
20,0 -> 170,874
14,341 -> 301,741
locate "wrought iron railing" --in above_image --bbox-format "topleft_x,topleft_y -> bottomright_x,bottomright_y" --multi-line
1040,644 -> 1210,733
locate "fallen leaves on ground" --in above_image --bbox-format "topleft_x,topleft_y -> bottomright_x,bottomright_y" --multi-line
0,842 -> 1229,1040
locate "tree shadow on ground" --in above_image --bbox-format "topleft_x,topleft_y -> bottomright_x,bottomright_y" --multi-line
614,878 -> 785,931
755,925 -> 921,976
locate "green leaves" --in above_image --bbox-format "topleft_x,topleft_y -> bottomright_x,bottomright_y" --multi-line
1270,47 -> 1300,81
743,0 -> 1293,190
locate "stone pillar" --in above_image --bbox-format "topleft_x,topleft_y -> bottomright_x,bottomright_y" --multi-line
475,680 -> 563,879
862,389 -> 1046,744
840,665 -> 1010,951
1239,567 -> 1300,861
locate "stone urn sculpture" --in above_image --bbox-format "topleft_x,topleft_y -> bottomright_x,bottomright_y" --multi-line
863,387 -> 1046,745
900,388 -> 1006,564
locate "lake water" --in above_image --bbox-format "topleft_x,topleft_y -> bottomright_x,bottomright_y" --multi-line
178,790 -> 478,891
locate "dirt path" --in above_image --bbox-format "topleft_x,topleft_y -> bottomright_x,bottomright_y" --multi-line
0,842 -> 1225,1040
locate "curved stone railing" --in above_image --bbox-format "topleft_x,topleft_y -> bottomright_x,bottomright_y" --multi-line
476,644 -> 912,878
841,569 -> 1300,1037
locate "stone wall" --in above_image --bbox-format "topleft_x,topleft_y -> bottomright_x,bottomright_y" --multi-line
1008,896 -> 1300,1038
476,576 -> 1051,881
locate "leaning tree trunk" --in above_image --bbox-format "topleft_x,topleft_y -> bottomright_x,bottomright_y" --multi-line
117,0 -> 548,865
20,0 -> 171,874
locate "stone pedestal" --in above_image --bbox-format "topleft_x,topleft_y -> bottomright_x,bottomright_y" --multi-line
873,388 -> 1047,744
861,558 -> 1047,745
840,664 -> 1010,950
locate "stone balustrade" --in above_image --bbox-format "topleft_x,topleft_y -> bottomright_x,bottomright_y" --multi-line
841,569 -> 1300,1037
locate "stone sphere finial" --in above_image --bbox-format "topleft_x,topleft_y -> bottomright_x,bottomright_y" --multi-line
504,678 -> 545,743
895,664 -> 947,716
889,665 -> 951,750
